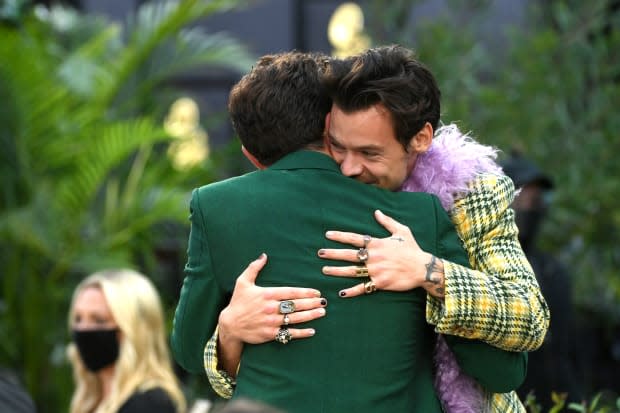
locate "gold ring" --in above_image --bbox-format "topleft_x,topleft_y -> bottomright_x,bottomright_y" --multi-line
355,265 -> 369,277
364,280 -> 377,294
362,234 -> 371,248
357,247 -> 369,263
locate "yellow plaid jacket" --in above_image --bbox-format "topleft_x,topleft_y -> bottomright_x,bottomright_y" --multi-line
204,173 -> 548,412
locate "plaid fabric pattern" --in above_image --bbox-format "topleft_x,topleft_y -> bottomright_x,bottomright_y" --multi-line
204,326 -> 235,399
488,391 -> 527,413
204,173 -> 548,410
427,173 -> 549,352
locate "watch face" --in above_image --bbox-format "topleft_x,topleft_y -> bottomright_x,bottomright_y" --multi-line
278,300 -> 296,314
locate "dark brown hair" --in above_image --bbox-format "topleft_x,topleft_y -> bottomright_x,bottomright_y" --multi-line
228,51 -> 332,165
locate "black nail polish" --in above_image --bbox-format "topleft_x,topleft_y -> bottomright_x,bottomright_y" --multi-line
320,298 -> 327,306
339,291 -> 346,297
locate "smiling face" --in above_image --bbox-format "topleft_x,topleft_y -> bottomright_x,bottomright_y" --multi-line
327,103 -> 431,191
71,286 -> 118,331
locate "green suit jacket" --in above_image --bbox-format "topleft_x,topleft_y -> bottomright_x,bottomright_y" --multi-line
171,151 -> 525,413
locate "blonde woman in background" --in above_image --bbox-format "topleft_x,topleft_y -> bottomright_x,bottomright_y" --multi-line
67,269 -> 186,413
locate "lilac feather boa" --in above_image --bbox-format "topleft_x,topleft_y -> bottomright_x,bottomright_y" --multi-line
401,123 -> 502,211
402,124 -> 502,413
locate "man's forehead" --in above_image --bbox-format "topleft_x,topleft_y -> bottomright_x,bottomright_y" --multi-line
328,109 -> 397,152
328,130 -> 384,151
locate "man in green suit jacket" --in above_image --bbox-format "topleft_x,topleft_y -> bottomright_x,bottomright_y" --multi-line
171,52 -> 525,412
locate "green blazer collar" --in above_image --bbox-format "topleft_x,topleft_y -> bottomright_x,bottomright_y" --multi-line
269,150 -> 340,173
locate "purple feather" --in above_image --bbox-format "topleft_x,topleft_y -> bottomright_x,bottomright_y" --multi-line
401,124 -> 502,211
434,335 -> 485,413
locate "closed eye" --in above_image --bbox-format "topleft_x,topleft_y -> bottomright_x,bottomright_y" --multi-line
361,150 -> 379,157
329,139 -> 345,152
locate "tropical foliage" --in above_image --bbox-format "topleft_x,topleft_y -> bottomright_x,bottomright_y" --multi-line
0,0 -> 253,409
525,390 -> 620,413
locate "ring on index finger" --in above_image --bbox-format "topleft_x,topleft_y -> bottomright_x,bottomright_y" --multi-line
362,234 -> 371,248
357,247 -> 369,263
278,300 -> 296,314
364,280 -> 377,294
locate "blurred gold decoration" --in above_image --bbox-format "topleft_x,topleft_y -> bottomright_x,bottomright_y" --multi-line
164,97 -> 210,170
328,2 -> 370,57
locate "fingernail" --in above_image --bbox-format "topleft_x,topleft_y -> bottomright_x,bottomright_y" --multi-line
314,290 -> 321,297
325,231 -> 334,237
318,308 -> 326,315
375,210 -> 383,216
318,249 -> 325,256
258,252 -> 266,259
309,329 -> 316,336
339,291 -> 346,297
320,298 -> 327,306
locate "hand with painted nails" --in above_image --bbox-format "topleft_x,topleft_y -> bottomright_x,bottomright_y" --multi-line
217,253 -> 328,376
319,210 -> 445,299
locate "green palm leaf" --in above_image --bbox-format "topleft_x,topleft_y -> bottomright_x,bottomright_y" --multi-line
96,0 -> 251,109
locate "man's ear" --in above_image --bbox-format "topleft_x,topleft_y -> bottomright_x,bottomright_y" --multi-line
409,122 -> 433,153
325,112 -> 331,134
242,145 -> 267,170
323,112 -> 333,157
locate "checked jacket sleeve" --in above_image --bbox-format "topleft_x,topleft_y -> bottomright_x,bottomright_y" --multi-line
426,173 -> 550,352
204,327 -> 236,399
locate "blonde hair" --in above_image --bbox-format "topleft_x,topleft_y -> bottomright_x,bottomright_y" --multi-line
67,269 -> 186,413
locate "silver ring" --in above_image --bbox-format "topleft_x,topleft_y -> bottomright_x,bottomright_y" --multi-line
357,247 -> 369,263
278,300 -> 296,314
362,234 -> 371,248
283,314 -> 290,326
275,327 -> 292,344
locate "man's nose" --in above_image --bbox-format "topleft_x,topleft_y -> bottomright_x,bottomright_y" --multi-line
340,154 -> 363,177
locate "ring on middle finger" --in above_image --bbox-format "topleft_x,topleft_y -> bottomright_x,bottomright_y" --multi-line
357,247 -> 369,263
279,300 -> 296,314
355,265 -> 369,277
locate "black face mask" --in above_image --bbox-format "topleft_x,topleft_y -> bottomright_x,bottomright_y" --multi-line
515,209 -> 545,252
72,328 -> 120,373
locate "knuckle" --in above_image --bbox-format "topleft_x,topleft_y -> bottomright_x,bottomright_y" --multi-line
263,327 -> 275,338
262,289 -> 276,300
265,302 -> 278,315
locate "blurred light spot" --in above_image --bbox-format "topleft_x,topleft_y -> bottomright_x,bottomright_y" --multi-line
165,97 -> 210,170
328,2 -> 370,57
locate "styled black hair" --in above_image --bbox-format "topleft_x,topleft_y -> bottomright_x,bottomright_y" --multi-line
323,45 -> 441,149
